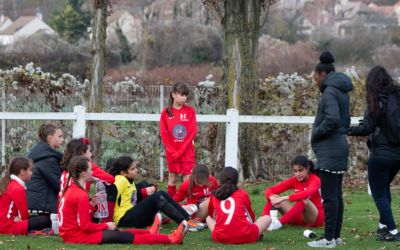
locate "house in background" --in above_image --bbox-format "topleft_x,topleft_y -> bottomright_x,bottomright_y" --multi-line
0,12 -> 55,45
0,14 -> 12,32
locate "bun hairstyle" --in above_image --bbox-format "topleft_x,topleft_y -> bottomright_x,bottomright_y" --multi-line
212,167 -> 239,200
291,155 -> 316,174
315,51 -> 335,75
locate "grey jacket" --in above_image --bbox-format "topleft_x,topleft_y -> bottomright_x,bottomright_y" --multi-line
311,72 -> 353,171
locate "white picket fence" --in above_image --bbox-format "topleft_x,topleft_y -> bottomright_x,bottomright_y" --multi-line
0,105 -> 362,180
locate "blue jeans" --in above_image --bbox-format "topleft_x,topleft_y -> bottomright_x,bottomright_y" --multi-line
368,157 -> 400,230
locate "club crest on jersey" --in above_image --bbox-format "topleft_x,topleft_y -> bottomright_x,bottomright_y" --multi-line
172,124 -> 187,140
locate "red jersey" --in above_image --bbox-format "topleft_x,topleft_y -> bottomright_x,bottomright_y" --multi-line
160,105 -> 197,163
208,189 -> 259,244
59,161 -> 114,200
0,176 -> 29,235
174,176 -> 218,204
58,183 -> 108,244
265,173 -> 323,211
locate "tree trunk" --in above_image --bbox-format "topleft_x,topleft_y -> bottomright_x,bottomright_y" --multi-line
88,0 -> 108,163
222,0 -> 262,180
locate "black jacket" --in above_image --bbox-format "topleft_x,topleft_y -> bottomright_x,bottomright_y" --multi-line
311,72 -> 353,171
26,141 -> 63,213
348,93 -> 400,160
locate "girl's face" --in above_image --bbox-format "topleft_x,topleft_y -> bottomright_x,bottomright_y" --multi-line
313,71 -> 326,90
122,162 -> 138,179
194,178 -> 204,187
172,92 -> 187,107
19,164 -> 33,182
83,145 -> 92,160
48,129 -> 64,149
292,164 -> 309,182
83,162 -> 93,182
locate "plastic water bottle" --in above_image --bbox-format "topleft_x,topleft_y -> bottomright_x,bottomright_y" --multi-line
93,181 -> 109,219
50,213 -> 59,234
303,229 -> 317,239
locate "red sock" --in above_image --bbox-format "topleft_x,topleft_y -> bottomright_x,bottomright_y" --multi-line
133,234 -> 171,244
168,185 -> 176,197
279,201 -> 305,224
262,199 -> 273,216
121,228 -> 150,235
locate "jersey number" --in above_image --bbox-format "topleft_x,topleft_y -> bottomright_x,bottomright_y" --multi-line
220,197 -> 235,225
58,198 -> 65,226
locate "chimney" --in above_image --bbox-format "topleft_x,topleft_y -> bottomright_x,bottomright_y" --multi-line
35,7 -> 42,20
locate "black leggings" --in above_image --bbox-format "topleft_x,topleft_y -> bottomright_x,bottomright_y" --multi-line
135,180 -> 153,203
118,190 -> 190,228
28,215 -> 51,231
319,171 -> 343,241
101,230 -> 133,244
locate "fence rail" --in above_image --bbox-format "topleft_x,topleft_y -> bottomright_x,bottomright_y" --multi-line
0,105 -> 362,180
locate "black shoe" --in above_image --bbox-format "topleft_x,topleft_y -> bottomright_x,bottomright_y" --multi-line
375,227 -> 389,237
377,232 -> 400,242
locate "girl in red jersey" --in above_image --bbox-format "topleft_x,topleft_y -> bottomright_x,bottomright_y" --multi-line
207,167 -> 271,244
160,83 -> 197,197
174,164 -> 218,220
59,138 -> 117,222
59,138 -> 115,198
262,155 -> 324,231
58,156 -> 188,245
0,157 -> 51,235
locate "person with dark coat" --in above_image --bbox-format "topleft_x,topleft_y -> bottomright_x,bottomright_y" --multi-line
26,124 -> 64,213
348,66 -> 400,242
307,52 -> 353,248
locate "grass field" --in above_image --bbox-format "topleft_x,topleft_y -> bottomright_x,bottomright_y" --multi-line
0,184 -> 399,250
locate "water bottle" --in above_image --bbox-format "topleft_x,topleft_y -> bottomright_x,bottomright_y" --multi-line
93,181 -> 109,219
50,213 -> 59,234
303,229 -> 317,239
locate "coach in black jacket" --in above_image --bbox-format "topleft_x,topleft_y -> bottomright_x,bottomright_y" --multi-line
307,52 -> 353,248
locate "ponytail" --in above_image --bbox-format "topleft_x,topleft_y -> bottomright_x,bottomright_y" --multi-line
0,157 -> 32,196
166,83 -> 190,117
0,171 -> 10,196
212,167 -> 238,200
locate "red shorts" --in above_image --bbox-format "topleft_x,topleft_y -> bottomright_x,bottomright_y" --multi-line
167,161 -> 195,175
291,209 -> 324,227
0,220 -> 28,235
212,224 -> 259,244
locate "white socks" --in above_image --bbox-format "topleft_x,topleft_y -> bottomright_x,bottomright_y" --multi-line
267,218 -> 282,231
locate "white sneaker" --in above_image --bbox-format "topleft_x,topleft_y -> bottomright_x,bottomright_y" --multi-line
307,238 -> 336,248
267,218 -> 282,231
335,238 -> 343,246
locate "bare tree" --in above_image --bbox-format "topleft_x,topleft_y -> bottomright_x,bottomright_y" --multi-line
88,0 -> 110,163
203,0 -> 277,180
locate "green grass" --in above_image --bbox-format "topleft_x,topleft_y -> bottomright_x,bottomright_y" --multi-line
1,184 -> 399,249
